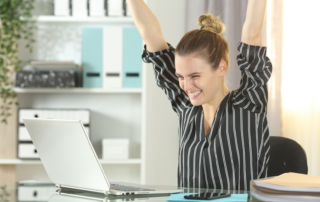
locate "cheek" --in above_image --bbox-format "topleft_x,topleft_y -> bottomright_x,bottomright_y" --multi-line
193,79 -> 203,89
199,77 -> 217,91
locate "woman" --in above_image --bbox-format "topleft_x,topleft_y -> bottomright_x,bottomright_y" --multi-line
127,0 -> 272,191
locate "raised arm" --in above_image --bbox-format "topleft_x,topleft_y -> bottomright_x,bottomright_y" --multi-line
126,0 -> 168,52
241,0 -> 267,46
235,0 -> 272,113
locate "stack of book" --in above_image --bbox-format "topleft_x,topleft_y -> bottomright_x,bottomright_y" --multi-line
250,173 -> 320,202
15,61 -> 83,88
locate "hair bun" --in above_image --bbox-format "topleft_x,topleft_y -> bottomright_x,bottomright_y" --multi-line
197,14 -> 225,35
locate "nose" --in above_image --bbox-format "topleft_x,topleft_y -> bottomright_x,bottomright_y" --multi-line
182,78 -> 193,92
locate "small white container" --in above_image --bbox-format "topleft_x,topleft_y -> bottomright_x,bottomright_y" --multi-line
102,139 -> 129,159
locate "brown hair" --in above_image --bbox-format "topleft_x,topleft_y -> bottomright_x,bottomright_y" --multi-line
175,14 -> 230,71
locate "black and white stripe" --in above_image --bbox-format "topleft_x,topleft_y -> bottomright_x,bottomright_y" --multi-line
142,42 -> 272,191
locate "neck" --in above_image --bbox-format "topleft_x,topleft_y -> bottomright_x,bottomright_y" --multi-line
202,84 -> 230,120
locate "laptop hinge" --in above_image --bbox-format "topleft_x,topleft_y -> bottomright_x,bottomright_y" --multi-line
59,184 -> 108,195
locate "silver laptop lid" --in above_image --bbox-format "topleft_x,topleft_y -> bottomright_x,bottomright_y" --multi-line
23,118 -> 110,193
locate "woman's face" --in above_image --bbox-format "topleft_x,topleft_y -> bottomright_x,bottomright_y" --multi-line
175,55 -> 225,106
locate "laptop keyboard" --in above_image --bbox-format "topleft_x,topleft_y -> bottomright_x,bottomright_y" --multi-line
110,184 -> 155,192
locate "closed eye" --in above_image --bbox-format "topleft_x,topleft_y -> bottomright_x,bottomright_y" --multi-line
176,75 -> 199,79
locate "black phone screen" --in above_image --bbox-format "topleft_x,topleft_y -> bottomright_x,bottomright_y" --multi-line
184,193 -> 231,200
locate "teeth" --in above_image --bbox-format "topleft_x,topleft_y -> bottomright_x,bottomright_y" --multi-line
190,91 -> 201,97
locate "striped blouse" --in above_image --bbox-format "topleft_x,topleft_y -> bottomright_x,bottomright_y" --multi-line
142,42 -> 272,191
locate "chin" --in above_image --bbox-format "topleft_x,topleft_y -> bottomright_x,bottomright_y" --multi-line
190,100 -> 203,106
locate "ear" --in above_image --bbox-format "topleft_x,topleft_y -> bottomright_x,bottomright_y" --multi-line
218,60 -> 228,76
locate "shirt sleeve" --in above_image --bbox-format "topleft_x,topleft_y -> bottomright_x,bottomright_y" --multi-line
142,43 -> 192,116
232,42 -> 273,113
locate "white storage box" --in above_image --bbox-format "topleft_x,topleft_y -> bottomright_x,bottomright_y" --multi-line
18,186 -> 57,201
19,144 -> 39,158
102,139 -> 129,159
19,126 -> 31,141
19,109 -> 90,124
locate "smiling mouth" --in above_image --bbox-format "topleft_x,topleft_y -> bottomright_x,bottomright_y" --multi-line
189,90 -> 202,98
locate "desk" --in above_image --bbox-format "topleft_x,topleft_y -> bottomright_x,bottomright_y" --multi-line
0,180 -> 272,202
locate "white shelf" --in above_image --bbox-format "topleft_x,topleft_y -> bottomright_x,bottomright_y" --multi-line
14,88 -> 142,94
21,16 -> 134,23
0,159 -> 142,165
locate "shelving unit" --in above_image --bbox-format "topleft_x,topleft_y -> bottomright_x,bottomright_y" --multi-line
11,14 -> 146,184
1,0 -> 186,186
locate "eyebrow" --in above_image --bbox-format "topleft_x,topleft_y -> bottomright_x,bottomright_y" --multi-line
175,72 -> 202,77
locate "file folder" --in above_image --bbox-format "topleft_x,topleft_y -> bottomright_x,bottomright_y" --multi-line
82,28 -> 103,88
103,27 -> 123,88
123,27 -> 142,88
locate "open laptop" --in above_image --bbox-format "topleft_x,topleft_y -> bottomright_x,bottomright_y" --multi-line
23,118 -> 183,196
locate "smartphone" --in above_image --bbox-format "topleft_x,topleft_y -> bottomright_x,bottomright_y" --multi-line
184,193 -> 231,200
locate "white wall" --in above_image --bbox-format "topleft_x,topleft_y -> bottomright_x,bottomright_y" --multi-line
144,0 -> 186,186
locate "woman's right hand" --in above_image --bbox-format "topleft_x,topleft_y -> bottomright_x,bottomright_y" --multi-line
126,0 -> 169,52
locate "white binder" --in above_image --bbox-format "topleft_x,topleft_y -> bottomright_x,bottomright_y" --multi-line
90,0 -> 105,16
107,0 -> 123,16
103,27 -> 123,88
54,0 -> 70,16
72,0 -> 87,17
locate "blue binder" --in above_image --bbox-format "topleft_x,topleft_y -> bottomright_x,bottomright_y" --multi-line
82,28 -> 103,88
123,28 -> 142,88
